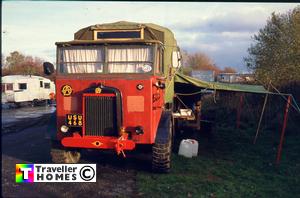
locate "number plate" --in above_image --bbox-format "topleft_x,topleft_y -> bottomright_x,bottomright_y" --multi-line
66,114 -> 83,127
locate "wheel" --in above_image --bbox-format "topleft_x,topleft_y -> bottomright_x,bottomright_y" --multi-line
32,99 -> 39,107
50,141 -> 81,163
14,102 -> 21,108
152,114 -> 173,173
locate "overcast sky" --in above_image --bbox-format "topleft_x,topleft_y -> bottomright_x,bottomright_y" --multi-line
2,1 -> 299,72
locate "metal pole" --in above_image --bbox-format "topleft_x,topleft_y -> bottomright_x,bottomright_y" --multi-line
253,92 -> 269,144
276,95 -> 291,165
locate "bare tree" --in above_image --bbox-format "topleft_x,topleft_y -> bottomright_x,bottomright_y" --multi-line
221,67 -> 237,73
181,52 -> 221,75
2,51 -> 46,76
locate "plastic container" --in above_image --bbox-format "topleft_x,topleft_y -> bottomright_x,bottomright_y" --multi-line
178,139 -> 193,158
187,139 -> 199,157
178,139 -> 199,158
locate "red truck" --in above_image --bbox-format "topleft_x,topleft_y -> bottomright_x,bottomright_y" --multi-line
44,21 -> 201,172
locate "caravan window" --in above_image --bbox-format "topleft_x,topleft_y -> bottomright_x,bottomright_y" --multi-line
2,84 -> 5,92
40,81 -> 43,88
44,83 -> 50,89
19,83 -> 27,90
6,83 -> 13,90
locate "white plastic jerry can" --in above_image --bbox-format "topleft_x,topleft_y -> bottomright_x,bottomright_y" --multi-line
187,139 -> 199,157
178,139 -> 199,158
178,139 -> 193,158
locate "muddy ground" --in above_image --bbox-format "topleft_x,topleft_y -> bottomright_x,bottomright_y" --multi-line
2,114 -> 153,198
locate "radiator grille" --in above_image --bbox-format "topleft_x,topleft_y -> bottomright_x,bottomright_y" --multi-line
84,95 -> 118,136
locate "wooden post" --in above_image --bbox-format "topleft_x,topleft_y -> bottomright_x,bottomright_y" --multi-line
236,94 -> 244,129
276,95 -> 291,165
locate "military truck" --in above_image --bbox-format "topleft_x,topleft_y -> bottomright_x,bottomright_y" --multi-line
44,21 -> 204,173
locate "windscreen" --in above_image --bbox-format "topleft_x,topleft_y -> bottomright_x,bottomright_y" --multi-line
59,46 -> 104,73
59,45 -> 154,74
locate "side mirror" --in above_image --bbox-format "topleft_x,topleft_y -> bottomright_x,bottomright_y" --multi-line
43,62 -> 55,75
172,51 -> 182,68
177,51 -> 182,68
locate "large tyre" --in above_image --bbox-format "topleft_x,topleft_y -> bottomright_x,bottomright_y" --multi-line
50,141 -> 81,163
152,112 -> 173,173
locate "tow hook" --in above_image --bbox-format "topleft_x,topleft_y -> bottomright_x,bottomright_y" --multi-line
115,133 -> 128,158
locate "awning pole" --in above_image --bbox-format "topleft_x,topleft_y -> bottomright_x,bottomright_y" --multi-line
253,92 -> 269,144
276,95 -> 291,165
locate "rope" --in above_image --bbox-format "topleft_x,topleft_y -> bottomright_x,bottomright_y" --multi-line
268,82 -> 300,114
165,69 -> 178,93
174,95 -> 189,109
175,90 -> 204,96
254,78 -> 300,114
291,95 -> 300,113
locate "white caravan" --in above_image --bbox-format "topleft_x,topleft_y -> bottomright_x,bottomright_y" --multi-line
2,75 -> 55,104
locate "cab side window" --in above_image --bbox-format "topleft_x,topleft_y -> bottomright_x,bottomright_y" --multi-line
155,47 -> 163,74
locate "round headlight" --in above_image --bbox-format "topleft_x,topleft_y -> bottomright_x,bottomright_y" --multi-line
60,125 -> 69,133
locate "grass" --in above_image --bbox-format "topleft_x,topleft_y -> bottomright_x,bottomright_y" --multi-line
137,105 -> 300,198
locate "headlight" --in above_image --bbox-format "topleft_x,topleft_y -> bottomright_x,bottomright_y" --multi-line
135,126 -> 144,135
60,125 -> 69,133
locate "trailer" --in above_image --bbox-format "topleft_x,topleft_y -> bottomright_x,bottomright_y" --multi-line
44,21 -> 268,173
2,75 -> 55,106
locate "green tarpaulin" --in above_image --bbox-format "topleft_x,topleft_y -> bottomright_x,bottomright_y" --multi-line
69,21 -> 178,103
174,72 -> 269,94
61,20 -> 269,97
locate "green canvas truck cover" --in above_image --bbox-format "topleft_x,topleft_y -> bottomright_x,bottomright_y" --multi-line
73,21 -> 179,103
74,21 -> 178,76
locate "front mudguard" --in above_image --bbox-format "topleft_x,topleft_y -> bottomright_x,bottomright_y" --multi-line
155,110 -> 172,144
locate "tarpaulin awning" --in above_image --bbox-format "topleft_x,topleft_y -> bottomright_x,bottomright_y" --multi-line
175,72 -> 269,94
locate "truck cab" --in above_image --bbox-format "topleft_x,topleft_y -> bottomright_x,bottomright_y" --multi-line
45,21 -> 182,172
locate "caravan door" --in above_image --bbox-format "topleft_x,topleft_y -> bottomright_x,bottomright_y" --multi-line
38,78 -> 45,100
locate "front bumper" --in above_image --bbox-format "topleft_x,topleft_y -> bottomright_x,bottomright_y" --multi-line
61,133 -> 135,157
